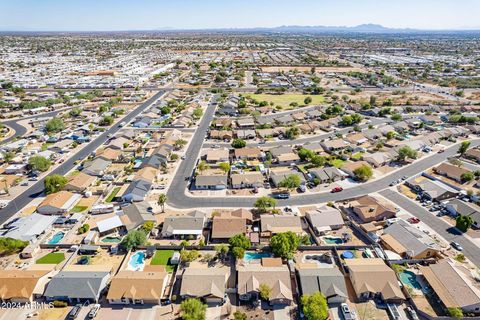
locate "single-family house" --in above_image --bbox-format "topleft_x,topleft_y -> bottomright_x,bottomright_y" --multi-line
237,258 -> 293,305
82,158 -> 112,177
231,172 -> 264,189
180,266 -> 229,305
160,211 -> 206,239
306,206 -> 345,235
107,266 -> 168,305
260,215 -> 302,237
195,175 -> 228,190
344,258 -> 404,302
37,191 -> 81,215
297,267 -> 348,304
64,172 -> 97,193
350,195 -> 397,223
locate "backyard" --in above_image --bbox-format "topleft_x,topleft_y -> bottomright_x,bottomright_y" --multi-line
105,187 -> 121,203
150,250 -> 176,273
242,93 -> 324,109
36,252 -> 65,264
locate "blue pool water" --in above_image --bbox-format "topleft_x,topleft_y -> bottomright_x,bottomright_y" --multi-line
399,271 -> 422,290
48,232 -> 65,244
342,251 -> 354,259
128,251 -> 146,271
244,252 -> 271,263
323,237 -> 343,244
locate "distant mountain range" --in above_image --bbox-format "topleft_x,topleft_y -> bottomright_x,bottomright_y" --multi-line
153,24 -> 480,34
3,24 -> 480,34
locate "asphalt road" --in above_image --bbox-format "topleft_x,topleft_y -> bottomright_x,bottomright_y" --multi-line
0,90 -> 165,225
0,108 -> 73,144
380,189 -> 480,266
166,96 -> 220,205
167,137 -> 480,209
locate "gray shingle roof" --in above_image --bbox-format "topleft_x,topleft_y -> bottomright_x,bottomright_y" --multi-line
44,271 -> 109,300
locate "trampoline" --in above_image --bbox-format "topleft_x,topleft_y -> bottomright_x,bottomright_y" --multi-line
342,251 -> 354,259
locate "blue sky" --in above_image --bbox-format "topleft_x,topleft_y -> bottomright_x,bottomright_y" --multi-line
0,0 -> 478,31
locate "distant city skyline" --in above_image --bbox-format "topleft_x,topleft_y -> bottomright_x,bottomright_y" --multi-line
1,0 -> 479,32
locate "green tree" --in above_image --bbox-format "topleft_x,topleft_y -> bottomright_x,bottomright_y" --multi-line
458,140 -> 471,156
157,194 -> 166,213
45,118 -> 65,133
141,221 -> 155,233
100,115 -> 114,126
259,284 -> 271,300
270,231 -> 299,259
229,234 -> 251,250
3,152 -> 14,163
456,215 -> 474,232
386,131 -> 396,140
77,224 -> 90,235
174,139 -> 187,150
192,108 -> 203,119
447,307 -> 463,319
341,115 -> 353,126
69,107 -> 82,117
44,174 -> 68,194
197,160 -> 210,174
0,237 -> 29,256
301,292 -> 329,320
233,311 -> 247,320
28,155 -> 51,172
311,155 -> 326,167
298,148 -> 315,161
278,174 -> 301,190
180,298 -> 206,320
461,172 -> 474,183
304,96 -> 312,105
121,230 -> 147,250
180,249 -> 199,263
285,127 -> 300,140
214,244 -> 229,260
231,139 -> 246,149
397,146 -> 418,162
353,164 -> 373,182
391,113 -> 402,121
219,162 -> 231,174
231,247 -> 245,259
254,196 -> 277,213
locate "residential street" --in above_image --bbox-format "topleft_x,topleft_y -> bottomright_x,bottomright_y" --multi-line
380,189 -> 480,266
0,90 -> 166,225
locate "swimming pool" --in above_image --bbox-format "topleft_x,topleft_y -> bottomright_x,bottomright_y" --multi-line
244,252 -> 271,263
101,236 -> 122,243
323,237 -> 343,245
127,251 -> 146,271
48,231 -> 65,244
342,251 -> 354,259
399,271 -> 422,290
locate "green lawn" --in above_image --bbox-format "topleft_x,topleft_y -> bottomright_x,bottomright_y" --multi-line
150,250 -> 175,273
329,159 -> 346,168
242,93 -> 324,109
351,152 -> 364,160
70,205 -> 88,213
36,252 -> 65,264
105,187 -> 121,203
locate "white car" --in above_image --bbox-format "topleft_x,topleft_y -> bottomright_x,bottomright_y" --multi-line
88,304 -> 100,318
341,303 -> 356,320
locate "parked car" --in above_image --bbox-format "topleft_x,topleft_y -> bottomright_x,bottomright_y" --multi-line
88,304 -> 100,319
331,187 -> 343,193
438,149 -> 445,153
450,241 -> 463,251
407,217 -> 420,224
68,305 -> 82,319
273,192 -> 290,199
341,303 -> 356,320
405,306 -> 419,320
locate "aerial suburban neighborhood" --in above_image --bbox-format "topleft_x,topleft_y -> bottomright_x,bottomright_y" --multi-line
1,2 -> 480,320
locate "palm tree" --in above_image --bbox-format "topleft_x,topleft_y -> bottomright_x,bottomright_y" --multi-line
197,160 -> 209,174
157,194 -> 167,213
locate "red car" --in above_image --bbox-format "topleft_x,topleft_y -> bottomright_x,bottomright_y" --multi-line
408,217 -> 420,224
331,187 -> 343,193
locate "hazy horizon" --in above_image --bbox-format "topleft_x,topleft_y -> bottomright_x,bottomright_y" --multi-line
1,0 -> 479,32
